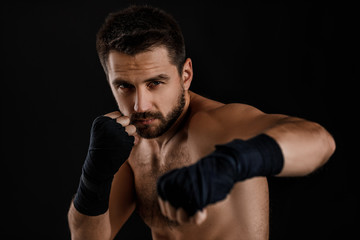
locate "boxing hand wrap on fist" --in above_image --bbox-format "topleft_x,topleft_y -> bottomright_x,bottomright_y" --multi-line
74,115 -> 134,216
157,134 -> 284,217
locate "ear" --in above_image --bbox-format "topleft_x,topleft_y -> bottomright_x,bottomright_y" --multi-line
181,58 -> 193,91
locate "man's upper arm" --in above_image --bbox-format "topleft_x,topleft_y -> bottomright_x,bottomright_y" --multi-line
211,104 -> 291,138
189,103 -> 288,148
109,161 -> 136,239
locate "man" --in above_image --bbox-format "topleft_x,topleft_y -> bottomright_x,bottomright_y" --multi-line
67,5 -> 335,240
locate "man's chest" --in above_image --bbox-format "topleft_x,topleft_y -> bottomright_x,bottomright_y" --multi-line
128,139 -> 196,226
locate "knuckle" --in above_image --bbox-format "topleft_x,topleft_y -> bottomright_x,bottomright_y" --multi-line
125,125 -> 136,134
116,116 -> 130,126
104,111 -> 121,118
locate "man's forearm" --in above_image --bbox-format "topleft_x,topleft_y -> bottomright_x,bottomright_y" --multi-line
68,114 -> 135,239
264,117 -> 336,176
68,201 -> 111,240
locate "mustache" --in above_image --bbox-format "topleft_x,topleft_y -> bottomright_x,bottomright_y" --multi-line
130,111 -> 163,122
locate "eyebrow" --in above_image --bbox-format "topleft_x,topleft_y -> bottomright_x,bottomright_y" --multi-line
111,74 -> 171,86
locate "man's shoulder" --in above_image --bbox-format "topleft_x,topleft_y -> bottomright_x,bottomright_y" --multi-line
189,94 -> 263,126
189,103 -> 263,135
188,93 -> 265,144
208,103 -> 262,118
190,91 -> 260,114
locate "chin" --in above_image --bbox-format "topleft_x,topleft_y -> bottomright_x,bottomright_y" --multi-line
137,124 -> 167,139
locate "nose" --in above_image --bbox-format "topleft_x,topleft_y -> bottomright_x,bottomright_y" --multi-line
134,88 -> 152,112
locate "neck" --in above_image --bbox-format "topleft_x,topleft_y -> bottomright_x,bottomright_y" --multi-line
152,91 -> 191,149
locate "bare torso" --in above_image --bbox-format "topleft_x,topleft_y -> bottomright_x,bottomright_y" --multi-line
127,92 -> 269,240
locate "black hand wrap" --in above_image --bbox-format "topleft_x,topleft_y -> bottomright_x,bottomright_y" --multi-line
73,116 -> 134,216
157,134 -> 284,216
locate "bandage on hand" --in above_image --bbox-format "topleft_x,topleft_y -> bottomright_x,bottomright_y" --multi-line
156,134 -> 283,219
73,113 -> 135,216
84,114 -> 135,178
157,151 -> 235,218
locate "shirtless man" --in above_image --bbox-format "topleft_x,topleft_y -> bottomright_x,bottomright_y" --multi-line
67,5 -> 336,240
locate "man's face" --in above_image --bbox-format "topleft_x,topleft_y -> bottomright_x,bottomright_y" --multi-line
106,47 -> 189,139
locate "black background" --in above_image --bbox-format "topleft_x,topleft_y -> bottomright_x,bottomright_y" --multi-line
1,1 -> 357,239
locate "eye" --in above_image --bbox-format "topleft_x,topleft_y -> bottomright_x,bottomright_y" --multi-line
147,81 -> 162,88
117,82 -> 134,90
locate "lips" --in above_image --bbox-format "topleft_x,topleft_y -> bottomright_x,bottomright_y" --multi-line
134,118 -> 155,125
131,111 -> 163,126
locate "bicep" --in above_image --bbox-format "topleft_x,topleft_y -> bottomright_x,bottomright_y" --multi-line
188,104 -> 289,158
198,104 -> 288,140
109,161 -> 136,238
220,104 -> 289,139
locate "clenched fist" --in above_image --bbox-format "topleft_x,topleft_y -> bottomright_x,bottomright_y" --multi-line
73,111 -> 136,216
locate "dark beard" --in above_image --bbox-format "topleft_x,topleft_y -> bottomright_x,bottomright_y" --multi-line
130,89 -> 185,139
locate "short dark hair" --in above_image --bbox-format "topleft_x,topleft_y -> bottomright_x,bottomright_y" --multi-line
96,5 -> 186,76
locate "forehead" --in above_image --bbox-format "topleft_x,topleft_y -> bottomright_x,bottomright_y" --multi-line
106,47 -> 177,81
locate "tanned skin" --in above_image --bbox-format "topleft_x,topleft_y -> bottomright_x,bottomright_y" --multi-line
68,46 -> 335,240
